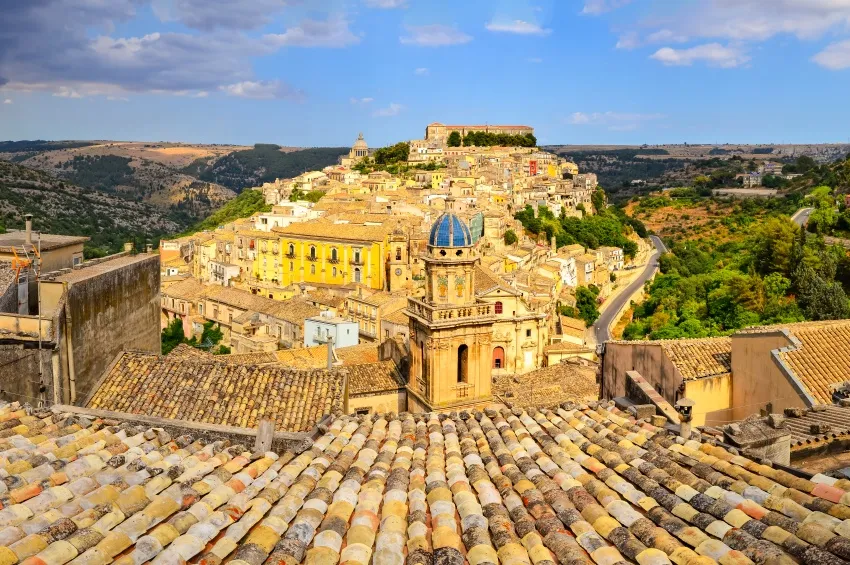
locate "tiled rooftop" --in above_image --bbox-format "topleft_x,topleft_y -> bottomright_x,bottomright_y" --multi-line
7,398 -> 850,565
775,321 -> 850,405
87,352 -> 344,432
493,361 -> 599,409
662,338 -> 732,381
346,360 -> 406,396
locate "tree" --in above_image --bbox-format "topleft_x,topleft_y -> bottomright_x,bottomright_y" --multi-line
591,190 -> 606,214
161,318 -> 185,355
504,229 -> 518,246
447,131 -> 462,147
575,286 -> 601,325
750,217 -> 798,277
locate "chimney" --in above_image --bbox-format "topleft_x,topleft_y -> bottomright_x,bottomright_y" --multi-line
24,214 -> 33,245
123,242 -> 135,253
146,243 -> 153,254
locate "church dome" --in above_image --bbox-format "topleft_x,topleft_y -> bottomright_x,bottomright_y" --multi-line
428,212 -> 472,248
352,132 -> 367,149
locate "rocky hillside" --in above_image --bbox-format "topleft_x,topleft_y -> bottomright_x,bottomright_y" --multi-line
0,160 -> 182,256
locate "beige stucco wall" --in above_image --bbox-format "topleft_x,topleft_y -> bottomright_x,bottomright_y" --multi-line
730,333 -> 807,421
684,374 -> 732,427
348,391 -> 406,415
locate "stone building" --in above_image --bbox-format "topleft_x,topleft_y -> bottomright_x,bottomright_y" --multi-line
340,132 -> 369,167
424,122 -> 534,144
407,198 -> 494,412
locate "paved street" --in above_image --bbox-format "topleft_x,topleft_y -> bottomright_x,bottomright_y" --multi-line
592,235 -> 667,344
791,207 -> 813,226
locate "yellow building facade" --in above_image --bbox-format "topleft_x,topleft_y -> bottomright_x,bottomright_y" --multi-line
250,222 -> 390,290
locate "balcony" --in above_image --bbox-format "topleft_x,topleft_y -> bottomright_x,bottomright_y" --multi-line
349,258 -> 364,266
407,298 -> 495,327
307,255 -> 318,262
328,257 -> 340,264
285,252 -> 296,259
271,248 -> 279,255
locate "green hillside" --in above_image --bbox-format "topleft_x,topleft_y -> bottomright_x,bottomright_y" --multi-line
189,145 -> 348,191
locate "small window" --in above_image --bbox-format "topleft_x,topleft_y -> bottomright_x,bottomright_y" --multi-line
288,243 -> 294,255
333,267 -> 337,276
355,408 -> 370,416
310,264 -> 316,275
494,301 -> 503,314
396,247 -> 402,261
290,262 -> 294,271
526,329 -> 532,337
310,246 -> 317,259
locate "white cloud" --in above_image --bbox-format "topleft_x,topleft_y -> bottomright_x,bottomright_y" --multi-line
485,19 -> 551,36
568,111 -> 665,130
813,39 -> 850,70
400,25 -> 472,46
651,43 -> 750,68
364,0 -> 406,7
220,80 -> 303,100
350,97 -> 374,104
373,102 -> 404,117
582,0 -> 632,15
3,99 -> 11,104
53,86 -> 83,98
264,16 -> 360,48
106,96 -> 129,101
414,67 -> 429,75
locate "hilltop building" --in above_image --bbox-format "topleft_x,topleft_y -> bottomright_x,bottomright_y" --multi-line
340,132 -> 369,167
424,122 -> 534,144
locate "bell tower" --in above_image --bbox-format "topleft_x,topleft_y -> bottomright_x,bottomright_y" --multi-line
407,197 -> 494,412
388,221 -> 410,292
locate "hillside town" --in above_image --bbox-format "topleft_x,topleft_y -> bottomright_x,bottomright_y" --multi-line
5,124 -> 850,565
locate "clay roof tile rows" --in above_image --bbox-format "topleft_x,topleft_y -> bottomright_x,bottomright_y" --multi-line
661,337 -> 732,381
9,395 -> 850,564
87,351 -> 344,432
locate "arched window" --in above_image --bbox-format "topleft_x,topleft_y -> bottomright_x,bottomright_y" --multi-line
310,264 -> 316,275
331,247 -> 338,261
354,268 -> 361,283
288,243 -> 294,255
332,267 -> 337,276
396,247 -> 402,261
457,344 -> 468,383
310,246 -> 316,259
494,301 -> 503,314
493,346 -> 505,369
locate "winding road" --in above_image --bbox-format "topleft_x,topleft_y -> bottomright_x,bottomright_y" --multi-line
592,235 -> 667,344
791,207 -> 813,227
589,207 -> 809,345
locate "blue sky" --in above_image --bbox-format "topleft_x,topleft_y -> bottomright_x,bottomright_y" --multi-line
1,0 -> 850,146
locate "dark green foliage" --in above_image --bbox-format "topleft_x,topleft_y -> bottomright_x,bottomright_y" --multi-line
503,229 -> 518,245
752,147 -> 774,154
709,148 -> 730,155
161,318 -> 185,355
215,345 -> 231,355
195,145 -> 348,191
461,131 -> 536,147
0,140 -> 97,153
290,189 -> 324,203
761,174 -> 788,188
373,142 -> 410,165
575,286 -> 601,325
447,131 -> 462,147
513,193 -> 640,258
186,321 -> 224,349
65,155 -> 134,192
180,189 -> 270,235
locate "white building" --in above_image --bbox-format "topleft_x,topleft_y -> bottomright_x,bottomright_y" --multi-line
254,202 -> 323,232
207,261 -> 241,287
304,311 -> 359,348
598,246 -> 624,271
550,256 -> 578,288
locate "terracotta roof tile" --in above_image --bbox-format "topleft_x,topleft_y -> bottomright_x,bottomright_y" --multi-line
7,395 -> 846,565
87,352 -> 344,432
662,337 -> 732,381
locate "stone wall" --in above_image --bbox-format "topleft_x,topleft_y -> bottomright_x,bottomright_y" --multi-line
65,255 -> 160,404
0,344 -> 53,405
0,266 -> 17,314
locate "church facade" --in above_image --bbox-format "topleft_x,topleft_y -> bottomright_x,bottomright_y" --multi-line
405,198 -> 548,412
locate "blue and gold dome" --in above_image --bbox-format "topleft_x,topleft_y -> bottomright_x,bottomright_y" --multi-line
428,212 -> 472,248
